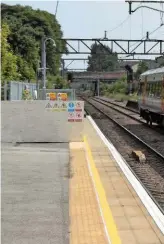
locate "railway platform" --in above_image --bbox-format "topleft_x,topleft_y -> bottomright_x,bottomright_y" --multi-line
69,116 -> 164,244
2,114 -> 164,244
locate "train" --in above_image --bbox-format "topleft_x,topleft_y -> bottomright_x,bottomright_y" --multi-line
138,67 -> 164,126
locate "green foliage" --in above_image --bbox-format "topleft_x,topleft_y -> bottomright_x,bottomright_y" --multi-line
87,43 -> 119,72
100,76 -> 127,96
134,61 -> 148,80
17,56 -> 36,81
1,3 -> 67,82
1,23 -> 18,84
46,75 -> 69,89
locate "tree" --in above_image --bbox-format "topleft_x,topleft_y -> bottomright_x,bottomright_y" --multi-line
1,22 -> 18,84
1,3 -> 67,81
87,43 -> 119,72
134,61 -> 148,80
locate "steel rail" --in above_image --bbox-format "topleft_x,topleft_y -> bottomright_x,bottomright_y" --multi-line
83,97 -> 164,161
92,97 -> 164,135
94,97 -> 139,114
92,97 -> 144,124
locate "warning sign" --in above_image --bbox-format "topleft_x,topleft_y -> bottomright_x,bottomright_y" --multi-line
45,100 -> 84,120
57,93 -> 68,101
68,112 -> 75,122
45,102 -> 52,109
49,93 -> 56,101
53,102 -> 58,108
60,102 -> 67,111
75,101 -> 82,111
75,111 -> 82,122
52,102 -> 59,111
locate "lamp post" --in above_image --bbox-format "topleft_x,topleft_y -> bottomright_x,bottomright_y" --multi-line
41,37 -> 56,99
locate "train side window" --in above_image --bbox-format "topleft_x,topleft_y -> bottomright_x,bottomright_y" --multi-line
151,83 -> 156,97
148,83 -> 152,96
153,83 -> 156,97
138,83 -> 142,95
156,82 -> 160,97
139,83 -> 144,95
146,83 -> 149,94
159,81 -> 162,98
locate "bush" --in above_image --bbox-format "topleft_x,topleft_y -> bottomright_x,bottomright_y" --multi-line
100,77 -> 127,96
46,75 -> 70,89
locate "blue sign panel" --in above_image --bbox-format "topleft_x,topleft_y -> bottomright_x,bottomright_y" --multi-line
68,102 -> 75,112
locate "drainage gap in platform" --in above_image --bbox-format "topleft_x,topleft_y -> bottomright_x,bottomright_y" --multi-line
14,142 -> 69,149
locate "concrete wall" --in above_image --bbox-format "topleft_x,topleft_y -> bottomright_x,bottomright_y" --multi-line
1,101 -> 84,143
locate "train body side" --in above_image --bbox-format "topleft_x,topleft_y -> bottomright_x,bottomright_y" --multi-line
138,67 -> 164,126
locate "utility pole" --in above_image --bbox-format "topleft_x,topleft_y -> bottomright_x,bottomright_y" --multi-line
41,36 -> 56,100
41,36 -> 46,100
36,60 -> 41,99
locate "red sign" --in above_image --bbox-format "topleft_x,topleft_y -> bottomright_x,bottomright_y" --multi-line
75,102 -> 82,111
68,112 -> 75,122
75,111 -> 82,122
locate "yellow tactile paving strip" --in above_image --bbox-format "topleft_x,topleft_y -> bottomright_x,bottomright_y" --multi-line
69,142 -> 108,244
83,136 -> 121,244
83,118 -> 164,244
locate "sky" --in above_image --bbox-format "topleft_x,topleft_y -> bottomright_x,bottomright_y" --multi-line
2,0 -> 164,69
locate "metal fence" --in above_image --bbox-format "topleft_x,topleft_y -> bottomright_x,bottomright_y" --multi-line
9,81 -> 37,100
39,89 -> 76,100
1,81 -> 76,101
1,84 -> 10,101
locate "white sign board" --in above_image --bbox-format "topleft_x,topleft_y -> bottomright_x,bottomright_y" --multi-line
45,100 -> 84,122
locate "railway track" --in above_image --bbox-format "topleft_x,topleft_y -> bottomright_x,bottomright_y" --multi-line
90,97 -> 164,157
95,96 -> 139,114
94,97 -> 164,136
93,97 -> 164,131
81,96 -> 164,213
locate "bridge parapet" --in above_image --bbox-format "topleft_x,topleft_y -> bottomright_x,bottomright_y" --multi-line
73,71 -> 126,80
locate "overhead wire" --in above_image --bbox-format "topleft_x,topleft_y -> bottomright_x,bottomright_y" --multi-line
107,2 -> 144,35
124,24 -> 164,58
107,15 -> 130,33
128,24 -> 163,49
125,1 -> 164,56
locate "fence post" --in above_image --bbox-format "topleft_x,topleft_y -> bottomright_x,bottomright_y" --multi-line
9,81 -> 12,101
17,82 -> 19,100
4,81 -> 7,100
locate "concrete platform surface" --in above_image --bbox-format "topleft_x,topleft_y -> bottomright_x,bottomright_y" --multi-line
1,143 -> 69,244
83,118 -> 164,244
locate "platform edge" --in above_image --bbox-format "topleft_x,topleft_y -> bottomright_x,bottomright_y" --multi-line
87,115 -> 164,235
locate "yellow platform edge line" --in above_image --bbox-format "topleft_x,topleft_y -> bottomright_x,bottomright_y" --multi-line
83,135 -> 121,244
